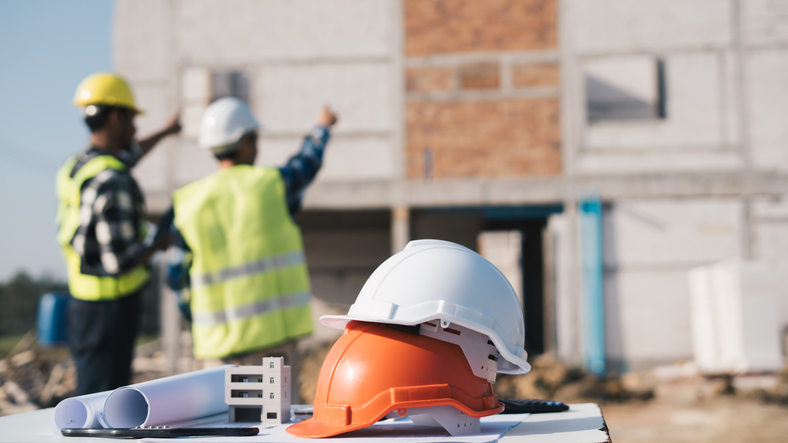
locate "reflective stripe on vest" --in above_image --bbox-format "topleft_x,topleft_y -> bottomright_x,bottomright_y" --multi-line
190,250 -> 305,288
172,165 -> 313,359
55,155 -> 149,301
192,290 -> 311,326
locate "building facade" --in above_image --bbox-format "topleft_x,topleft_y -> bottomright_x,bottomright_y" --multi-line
117,0 -> 788,373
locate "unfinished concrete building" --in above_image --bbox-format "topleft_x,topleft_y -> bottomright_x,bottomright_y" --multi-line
117,0 -> 788,374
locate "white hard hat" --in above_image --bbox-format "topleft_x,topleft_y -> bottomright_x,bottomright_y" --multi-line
321,239 -> 530,374
198,97 -> 259,152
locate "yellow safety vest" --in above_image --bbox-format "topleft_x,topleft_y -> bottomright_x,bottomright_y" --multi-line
172,165 -> 313,359
55,155 -> 150,300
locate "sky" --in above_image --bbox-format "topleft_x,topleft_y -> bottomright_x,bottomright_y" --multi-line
0,1 -> 114,281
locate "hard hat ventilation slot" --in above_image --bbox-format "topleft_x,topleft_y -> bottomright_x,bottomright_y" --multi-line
442,327 -> 462,336
418,322 -> 499,382
385,323 -> 421,335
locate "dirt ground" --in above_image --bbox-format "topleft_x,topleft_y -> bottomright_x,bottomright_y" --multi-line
487,356 -> 788,443
603,395 -> 788,443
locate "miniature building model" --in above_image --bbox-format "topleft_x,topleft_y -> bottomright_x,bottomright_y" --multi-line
225,357 -> 291,424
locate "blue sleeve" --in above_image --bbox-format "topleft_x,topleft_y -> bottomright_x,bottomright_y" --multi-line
278,126 -> 331,215
165,223 -> 193,322
165,223 -> 192,292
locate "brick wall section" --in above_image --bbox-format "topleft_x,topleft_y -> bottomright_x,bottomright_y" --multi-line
406,66 -> 454,92
459,62 -> 500,89
404,0 -> 557,55
404,0 -> 561,179
512,63 -> 559,88
407,99 -> 562,179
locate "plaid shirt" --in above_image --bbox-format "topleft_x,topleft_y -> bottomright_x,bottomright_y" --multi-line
68,145 -> 147,276
165,126 -> 331,296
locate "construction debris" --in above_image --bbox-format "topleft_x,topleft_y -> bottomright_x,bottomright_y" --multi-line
0,331 -> 76,416
494,355 -> 654,403
749,363 -> 788,406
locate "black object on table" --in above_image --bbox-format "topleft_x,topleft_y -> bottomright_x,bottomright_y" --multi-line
61,427 -> 259,438
499,399 -> 570,413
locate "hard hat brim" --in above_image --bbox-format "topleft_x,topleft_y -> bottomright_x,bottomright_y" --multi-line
76,103 -> 145,115
287,400 -> 504,439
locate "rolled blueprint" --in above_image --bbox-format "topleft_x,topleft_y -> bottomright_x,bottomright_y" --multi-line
51,365 -> 232,433
50,390 -> 112,434
103,365 -> 230,428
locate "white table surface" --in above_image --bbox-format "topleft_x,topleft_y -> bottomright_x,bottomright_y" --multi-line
0,403 -> 610,443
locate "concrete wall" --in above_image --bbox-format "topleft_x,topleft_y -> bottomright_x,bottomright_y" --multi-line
741,0 -> 788,365
561,0 -> 788,369
563,0 -> 741,174
116,0 -> 404,214
603,199 -> 742,368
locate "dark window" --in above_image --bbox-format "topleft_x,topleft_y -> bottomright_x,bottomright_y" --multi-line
212,71 -> 250,104
585,56 -> 666,123
235,407 -> 262,422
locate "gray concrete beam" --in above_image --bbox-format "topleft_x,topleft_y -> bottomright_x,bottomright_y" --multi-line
143,172 -> 788,214
298,173 -> 788,210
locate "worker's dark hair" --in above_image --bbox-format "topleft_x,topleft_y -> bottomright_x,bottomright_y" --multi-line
213,147 -> 240,161
84,105 -> 132,132
212,131 -> 256,161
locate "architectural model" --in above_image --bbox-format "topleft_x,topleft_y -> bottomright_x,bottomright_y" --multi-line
225,357 -> 291,424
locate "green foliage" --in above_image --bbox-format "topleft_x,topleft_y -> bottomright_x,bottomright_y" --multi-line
0,272 -> 67,336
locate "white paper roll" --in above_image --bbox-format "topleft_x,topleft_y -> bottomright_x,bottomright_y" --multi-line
50,390 -> 111,434
103,365 -> 230,428
51,365 -> 232,433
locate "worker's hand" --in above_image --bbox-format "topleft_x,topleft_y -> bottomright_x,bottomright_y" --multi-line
138,113 -> 182,157
164,113 -> 182,135
141,234 -> 169,265
318,106 -> 338,127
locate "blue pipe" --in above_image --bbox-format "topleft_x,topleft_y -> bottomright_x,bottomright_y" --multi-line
579,195 -> 605,376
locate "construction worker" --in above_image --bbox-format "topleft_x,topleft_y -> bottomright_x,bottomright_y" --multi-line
165,96 -> 336,402
56,73 -> 181,395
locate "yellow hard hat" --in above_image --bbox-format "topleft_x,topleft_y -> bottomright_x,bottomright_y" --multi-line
73,73 -> 143,114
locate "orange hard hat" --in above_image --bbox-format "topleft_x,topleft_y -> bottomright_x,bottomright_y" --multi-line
287,321 -> 503,438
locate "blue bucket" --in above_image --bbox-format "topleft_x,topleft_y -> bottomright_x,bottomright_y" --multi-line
37,292 -> 70,347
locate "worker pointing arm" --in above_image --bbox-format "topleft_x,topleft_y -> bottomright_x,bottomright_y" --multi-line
280,106 -> 338,215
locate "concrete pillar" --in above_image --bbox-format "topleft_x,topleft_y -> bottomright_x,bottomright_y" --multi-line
552,202 -> 584,366
391,206 -> 410,254
542,225 -> 556,356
